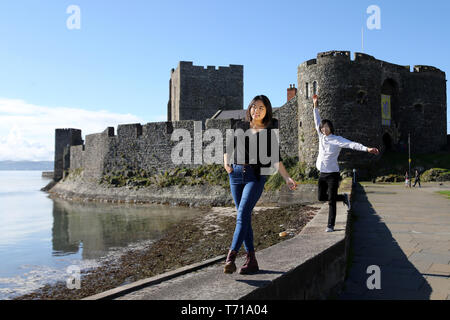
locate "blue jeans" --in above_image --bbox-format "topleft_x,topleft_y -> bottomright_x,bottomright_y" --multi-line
228,164 -> 267,253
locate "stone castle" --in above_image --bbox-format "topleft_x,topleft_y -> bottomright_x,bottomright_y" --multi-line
53,50 -> 447,182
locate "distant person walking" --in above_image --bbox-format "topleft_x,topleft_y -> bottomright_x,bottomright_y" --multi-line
405,171 -> 410,188
312,95 -> 379,232
413,169 -> 421,188
223,94 -> 297,274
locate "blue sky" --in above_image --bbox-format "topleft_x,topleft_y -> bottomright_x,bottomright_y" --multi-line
0,0 -> 449,161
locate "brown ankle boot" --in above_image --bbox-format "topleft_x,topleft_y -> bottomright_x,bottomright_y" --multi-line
223,250 -> 237,274
239,251 -> 259,274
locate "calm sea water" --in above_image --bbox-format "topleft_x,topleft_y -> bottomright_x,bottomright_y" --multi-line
0,171 -> 203,300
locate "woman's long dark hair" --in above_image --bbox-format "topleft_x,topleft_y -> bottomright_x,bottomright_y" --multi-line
245,95 -> 273,127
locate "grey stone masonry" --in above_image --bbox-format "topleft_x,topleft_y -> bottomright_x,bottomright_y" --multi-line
169,61 -> 243,126
54,129 -> 83,181
275,94 -> 299,160
297,51 -> 446,172
67,117 -> 285,181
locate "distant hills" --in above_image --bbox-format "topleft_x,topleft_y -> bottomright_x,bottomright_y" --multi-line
0,161 -> 54,171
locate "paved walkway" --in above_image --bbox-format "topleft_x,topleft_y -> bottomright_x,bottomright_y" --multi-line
339,182 -> 450,300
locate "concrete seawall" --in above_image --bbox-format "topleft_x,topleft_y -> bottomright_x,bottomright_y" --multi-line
83,178 -> 353,300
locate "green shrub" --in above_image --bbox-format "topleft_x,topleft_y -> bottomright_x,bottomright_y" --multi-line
421,168 -> 450,182
99,157 -> 318,190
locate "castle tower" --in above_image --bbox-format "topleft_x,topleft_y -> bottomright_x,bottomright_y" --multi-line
297,50 -> 446,173
54,129 -> 83,181
168,61 -> 243,125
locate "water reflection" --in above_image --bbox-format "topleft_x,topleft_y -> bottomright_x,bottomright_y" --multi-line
0,170 -> 206,299
51,199 -> 203,259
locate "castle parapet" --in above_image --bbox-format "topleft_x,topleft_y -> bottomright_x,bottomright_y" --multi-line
178,61 -> 243,74
117,123 -> 142,139
413,65 -> 445,77
103,127 -> 115,137
317,50 -> 351,62
353,52 -> 376,62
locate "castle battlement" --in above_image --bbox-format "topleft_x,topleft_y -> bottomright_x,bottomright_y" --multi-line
56,128 -> 82,132
117,123 -> 143,138
353,52 -> 376,62
413,65 -> 445,76
72,118 -> 234,155
318,50 -> 351,60
178,61 -> 243,74
300,50 -> 444,76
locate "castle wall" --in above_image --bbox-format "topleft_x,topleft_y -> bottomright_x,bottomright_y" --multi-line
100,122 -> 190,177
276,95 -> 299,160
397,67 -> 447,153
80,127 -> 114,181
66,114 -> 296,181
69,119 -> 235,180
70,145 -> 84,169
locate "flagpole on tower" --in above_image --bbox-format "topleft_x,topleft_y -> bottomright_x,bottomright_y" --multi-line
361,26 -> 364,52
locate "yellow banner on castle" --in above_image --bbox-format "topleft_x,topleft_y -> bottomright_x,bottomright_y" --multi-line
381,94 -> 391,126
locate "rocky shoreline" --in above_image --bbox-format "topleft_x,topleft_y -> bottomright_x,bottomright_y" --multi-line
47,175 -> 236,207
45,174 -> 318,208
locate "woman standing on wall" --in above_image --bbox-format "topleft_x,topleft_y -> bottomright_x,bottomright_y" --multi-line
222,94 -> 298,274
312,94 -> 379,232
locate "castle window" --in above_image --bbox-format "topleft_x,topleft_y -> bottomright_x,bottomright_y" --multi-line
357,90 -> 368,105
305,82 -> 309,99
312,81 -> 318,96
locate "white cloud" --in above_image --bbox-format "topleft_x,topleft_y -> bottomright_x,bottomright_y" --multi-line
0,97 -> 164,161
0,125 -> 52,161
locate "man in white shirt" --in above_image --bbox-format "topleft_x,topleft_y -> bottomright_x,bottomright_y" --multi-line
313,95 -> 379,232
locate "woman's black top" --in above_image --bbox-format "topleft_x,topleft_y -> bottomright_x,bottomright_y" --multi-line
224,118 -> 283,180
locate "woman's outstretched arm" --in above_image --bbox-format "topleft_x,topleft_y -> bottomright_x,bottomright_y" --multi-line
332,136 -> 380,154
312,95 -> 321,135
